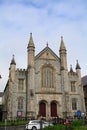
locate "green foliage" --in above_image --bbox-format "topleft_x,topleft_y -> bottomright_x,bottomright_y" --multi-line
43,121 -> 87,130
43,124 -> 74,130
43,125 -> 87,130
0,119 -> 87,130
65,125 -> 74,130
43,124 -> 65,130
0,120 -> 27,126
72,120 -> 83,126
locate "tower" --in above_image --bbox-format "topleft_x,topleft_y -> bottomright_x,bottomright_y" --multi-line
75,60 -> 86,114
9,55 -> 16,82
7,55 -> 16,119
26,33 -> 35,118
59,36 -> 69,117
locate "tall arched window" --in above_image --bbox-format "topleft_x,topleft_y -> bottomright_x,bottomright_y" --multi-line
42,66 -> 54,88
18,79 -> 24,92
18,97 -> 23,110
72,98 -> 77,110
71,81 -> 76,92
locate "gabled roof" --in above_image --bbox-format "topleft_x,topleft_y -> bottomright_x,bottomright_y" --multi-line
35,45 -> 60,61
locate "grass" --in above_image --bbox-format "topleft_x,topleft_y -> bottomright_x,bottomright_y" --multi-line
43,120 -> 87,130
0,120 -> 27,126
43,124 -> 87,130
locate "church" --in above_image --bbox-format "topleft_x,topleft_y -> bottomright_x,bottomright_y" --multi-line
3,33 -> 85,120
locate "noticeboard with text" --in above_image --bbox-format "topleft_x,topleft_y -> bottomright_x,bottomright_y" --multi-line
17,110 -> 22,117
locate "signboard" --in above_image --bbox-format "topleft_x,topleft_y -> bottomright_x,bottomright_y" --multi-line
17,110 -> 22,117
77,110 -> 81,117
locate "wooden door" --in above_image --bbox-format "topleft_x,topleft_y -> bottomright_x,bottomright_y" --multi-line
39,102 -> 46,117
51,102 -> 57,117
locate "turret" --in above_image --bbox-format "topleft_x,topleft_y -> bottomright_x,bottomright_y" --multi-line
75,61 -> 85,113
26,33 -> 35,118
9,55 -> 16,82
76,60 -> 81,79
70,64 -> 73,73
27,33 -> 35,68
59,36 -> 67,70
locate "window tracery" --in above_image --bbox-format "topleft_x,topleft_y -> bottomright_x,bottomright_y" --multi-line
42,66 -> 54,88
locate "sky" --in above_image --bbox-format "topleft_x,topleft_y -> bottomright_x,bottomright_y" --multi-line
0,0 -> 87,92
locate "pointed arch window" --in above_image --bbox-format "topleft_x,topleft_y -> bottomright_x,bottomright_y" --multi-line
72,98 -> 77,110
18,97 -> 23,110
18,79 -> 24,91
71,81 -> 76,92
42,66 -> 54,88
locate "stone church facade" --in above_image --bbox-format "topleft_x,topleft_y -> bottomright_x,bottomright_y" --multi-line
3,33 -> 85,120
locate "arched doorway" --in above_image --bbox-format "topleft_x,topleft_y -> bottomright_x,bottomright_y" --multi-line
39,102 -> 46,117
51,101 -> 57,117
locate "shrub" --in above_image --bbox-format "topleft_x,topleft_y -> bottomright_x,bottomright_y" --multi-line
43,124 -> 66,130
72,120 -> 83,127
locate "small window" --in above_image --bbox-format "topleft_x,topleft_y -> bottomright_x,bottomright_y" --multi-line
18,98 -> 23,109
18,79 -> 24,91
71,81 -> 76,92
72,98 -> 77,110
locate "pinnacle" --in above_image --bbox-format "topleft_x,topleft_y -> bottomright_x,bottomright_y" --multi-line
28,32 -> 35,47
76,60 -> 81,69
11,55 -> 16,65
60,36 -> 66,50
